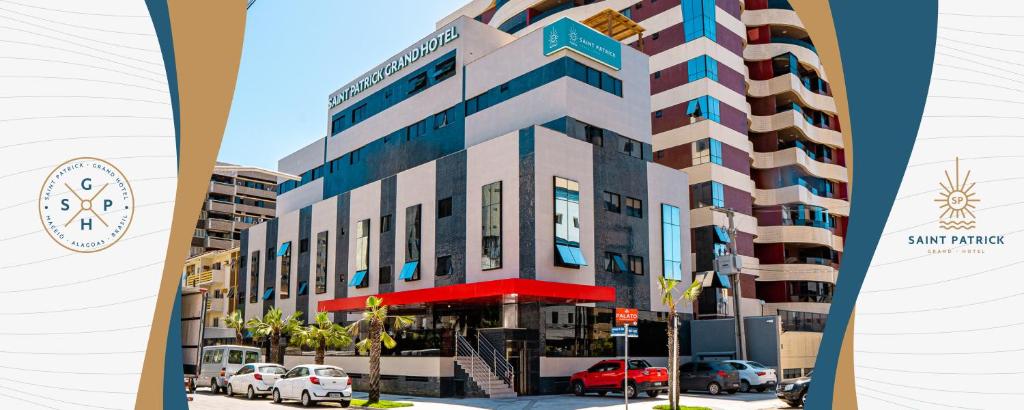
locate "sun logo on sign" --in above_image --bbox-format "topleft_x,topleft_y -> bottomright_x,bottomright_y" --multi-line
935,157 -> 979,230
548,29 -> 559,48
568,25 -> 578,44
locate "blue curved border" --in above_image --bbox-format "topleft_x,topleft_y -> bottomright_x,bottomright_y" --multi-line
808,1 -> 937,408
143,0 -> 185,409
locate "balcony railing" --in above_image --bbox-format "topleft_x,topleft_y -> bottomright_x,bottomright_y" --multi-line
779,309 -> 827,333
771,36 -> 817,53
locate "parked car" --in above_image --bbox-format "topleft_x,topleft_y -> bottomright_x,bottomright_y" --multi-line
225,363 -> 287,399
570,359 -> 669,398
776,374 -> 810,407
722,360 -> 777,392
272,364 -> 352,407
678,361 -> 741,395
196,345 -> 263,393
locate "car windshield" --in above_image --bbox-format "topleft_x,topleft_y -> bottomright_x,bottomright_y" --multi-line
628,360 -> 652,370
259,366 -> 286,374
314,368 -> 346,377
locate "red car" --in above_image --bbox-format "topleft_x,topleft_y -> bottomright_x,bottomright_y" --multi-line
570,359 -> 668,398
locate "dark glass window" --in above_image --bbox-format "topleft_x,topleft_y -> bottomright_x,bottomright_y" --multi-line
629,255 -> 644,275
299,238 -> 310,254
351,104 -> 367,124
482,181 -> 502,270
279,242 -> 291,299
406,205 -> 422,263
433,56 -> 456,82
380,214 -> 392,233
355,219 -> 370,273
331,115 -> 345,135
625,197 -> 643,218
249,251 -> 260,303
604,252 -> 626,273
603,191 -> 621,213
690,181 -> 725,209
437,197 -> 453,219
408,72 -> 428,95
584,124 -> 604,146
315,231 -> 328,294
436,255 -> 452,276
379,266 -> 392,285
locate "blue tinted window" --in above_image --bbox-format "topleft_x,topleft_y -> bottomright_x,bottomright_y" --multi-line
661,204 -> 683,280
685,96 -> 721,123
682,0 -> 716,42
686,55 -> 719,82
466,57 -> 622,117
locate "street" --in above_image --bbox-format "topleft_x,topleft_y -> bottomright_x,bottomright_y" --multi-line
187,389 -> 792,410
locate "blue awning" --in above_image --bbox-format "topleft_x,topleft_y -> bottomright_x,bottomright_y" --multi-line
398,261 -> 419,281
349,270 -> 368,287
555,244 -> 577,265
277,242 -> 290,256
569,246 -> 587,266
716,272 -> 731,289
298,281 -> 308,295
612,254 -> 627,272
262,287 -> 274,300
713,227 -> 731,243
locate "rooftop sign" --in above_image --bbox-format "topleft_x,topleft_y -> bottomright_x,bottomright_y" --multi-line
328,25 -> 460,109
543,17 -> 622,70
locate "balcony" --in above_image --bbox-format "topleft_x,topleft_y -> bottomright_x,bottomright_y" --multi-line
749,110 -> 843,148
185,270 -> 214,287
206,218 -> 234,233
755,225 -> 844,252
236,184 -> 275,199
752,147 -> 848,183
755,185 -> 850,217
745,43 -> 826,81
210,181 -> 235,196
207,199 -> 234,214
747,73 -> 836,114
235,202 -> 273,216
205,236 -> 235,250
755,263 -> 836,283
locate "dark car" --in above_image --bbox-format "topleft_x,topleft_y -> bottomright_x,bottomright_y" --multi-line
776,375 -> 810,407
569,359 -> 669,398
678,361 -> 741,395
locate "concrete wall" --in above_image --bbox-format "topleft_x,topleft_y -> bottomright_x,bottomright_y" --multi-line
346,181 -> 382,298
275,210 -> 300,319
395,162 -> 437,292
646,162 -> 692,314
308,196 -> 338,320
464,131 -> 521,283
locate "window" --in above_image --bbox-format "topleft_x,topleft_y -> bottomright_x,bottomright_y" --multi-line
652,33 -> 660,40
603,191 -> 621,213
655,110 -> 663,118
406,119 -> 426,140
249,251 -> 260,303
662,204 -> 683,280
691,181 -> 725,209
436,255 -> 452,276
682,0 -> 717,42
434,109 -> 450,129
499,82 -> 509,92
351,104 -> 368,125
482,181 -> 502,270
686,96 -> 721,123
381,214 -> 392,233
604,252 -> 626,273
228,350 -> 243,364
433,56 -> 456,82
692,138 -> 723,165
400,204 -> 422,281
629,255 -> 644,275
654,70 -> 661,79
299,238 -> 310,253
619,137 -> 642,159
686,55 -> 719,82
625,197 -> 643,218
379,266 -> 392,285
584,124 -> 604,146
437,197 -> 453,218
353,219 -> 370,288
783,369 -> 802,379
315,231 -> 328,294
554,177 -> 586,267
279,242 -> 291,299
331,115 -> 345,135
408,72 -> 428,95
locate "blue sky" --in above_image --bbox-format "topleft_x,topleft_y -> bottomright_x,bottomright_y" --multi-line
219,0 -> 468,170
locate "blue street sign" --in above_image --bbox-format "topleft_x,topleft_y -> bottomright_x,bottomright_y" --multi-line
611,326 -> 638,338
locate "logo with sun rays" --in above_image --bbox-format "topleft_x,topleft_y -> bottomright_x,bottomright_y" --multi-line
935,157 -> 979,230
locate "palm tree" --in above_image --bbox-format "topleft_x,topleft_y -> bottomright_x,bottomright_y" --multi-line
246,307 -> 302,364
224,310 -> 247,345
658,276 -> 702,410
291,311 -> 352,365
346,296 -> 413,405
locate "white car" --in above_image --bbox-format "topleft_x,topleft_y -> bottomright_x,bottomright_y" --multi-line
226,363 -> 287,399
722,360 -> 778,393
272,364 -> 352,407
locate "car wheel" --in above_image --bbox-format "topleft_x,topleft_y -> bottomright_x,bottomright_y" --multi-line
211,378 -> 220,393
188,379 -> 196,394
340,400 -> 351,408
597,391 -> 607,396
301,391 -> 312,407
573,381 -> 585,396
226,383 -> 234,397
740,380 -> 750,393
646,390 -> 659,398
247,386 -> 256,400
626,382 -> 639,399
272,389 -> 282,403
801,392 -> 807,407
707,382 -> 721,395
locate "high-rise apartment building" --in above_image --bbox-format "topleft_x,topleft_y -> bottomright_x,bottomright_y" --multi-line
441,0 -> 847,378
191,163 -> 293,257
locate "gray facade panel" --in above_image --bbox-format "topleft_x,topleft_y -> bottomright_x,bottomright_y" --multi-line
333,193 -> 351,321
379,176 -> 397,294
297,206 -> 312,322
518,127 -> 536,279
239,229 -> 248,314
435,151 -> 467,287
264,219 -> 278,315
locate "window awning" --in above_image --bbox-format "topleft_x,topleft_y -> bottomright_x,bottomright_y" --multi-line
612,254 -> 627,272
556,244 -> 588,266
318,278 -> 616,312
262,287 -> 274,300
349,270 -> 368,287
696,272 -> 731,289
277,242 -> 290,256
398,261 -> 419,281
713,226 -> 731,243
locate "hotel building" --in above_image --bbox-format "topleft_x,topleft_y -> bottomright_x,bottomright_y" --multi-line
439,0 -> 848,379
240,16 -> 696,396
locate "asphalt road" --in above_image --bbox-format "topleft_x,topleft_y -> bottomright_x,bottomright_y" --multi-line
187,389 -> 792,410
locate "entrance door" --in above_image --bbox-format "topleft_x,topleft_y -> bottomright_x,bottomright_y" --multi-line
506,340 -> 529,394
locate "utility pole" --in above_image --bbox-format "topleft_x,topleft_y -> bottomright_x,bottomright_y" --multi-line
713,207 -> 746,360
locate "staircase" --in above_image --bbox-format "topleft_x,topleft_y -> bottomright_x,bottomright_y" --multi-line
454,334 -> 517,399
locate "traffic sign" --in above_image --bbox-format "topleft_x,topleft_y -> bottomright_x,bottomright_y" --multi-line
615,308 -> 638,326
611,326 -> 638,338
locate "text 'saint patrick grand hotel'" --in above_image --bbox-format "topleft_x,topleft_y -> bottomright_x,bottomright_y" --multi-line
239,0 -> 846,397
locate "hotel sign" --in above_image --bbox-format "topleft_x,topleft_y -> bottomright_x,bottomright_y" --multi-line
543,17 -> 622,70
328,25 -> 460,109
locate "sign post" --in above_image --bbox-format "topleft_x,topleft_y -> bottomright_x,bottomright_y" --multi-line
615,308 -> 639,409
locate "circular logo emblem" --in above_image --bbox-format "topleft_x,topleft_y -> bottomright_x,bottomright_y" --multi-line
38,157 -> 134,253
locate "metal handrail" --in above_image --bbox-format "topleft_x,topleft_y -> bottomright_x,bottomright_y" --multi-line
476,335 -> 514,388
454,333 -> 514,394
